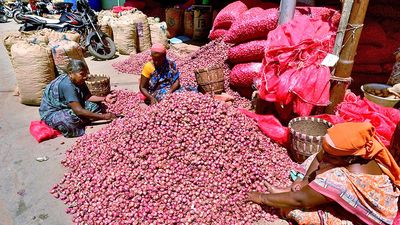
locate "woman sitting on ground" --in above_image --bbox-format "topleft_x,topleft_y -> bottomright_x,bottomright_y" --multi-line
246,122 -> 400,224
139,43 -> 182,105
39,59 -> 117,138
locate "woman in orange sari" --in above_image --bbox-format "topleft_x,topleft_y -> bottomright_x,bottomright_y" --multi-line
246,122 -> 400,225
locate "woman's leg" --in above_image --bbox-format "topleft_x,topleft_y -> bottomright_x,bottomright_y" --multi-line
44,109 -> 86,138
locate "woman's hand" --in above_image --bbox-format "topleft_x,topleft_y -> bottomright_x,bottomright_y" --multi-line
244,191 -> 265,205
150,96 -> 158,105
105,93 -> 117,104
290,178 -> 308,192
103,112 -> 117,120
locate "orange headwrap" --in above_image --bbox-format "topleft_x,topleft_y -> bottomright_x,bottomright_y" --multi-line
323,122 -> 400,186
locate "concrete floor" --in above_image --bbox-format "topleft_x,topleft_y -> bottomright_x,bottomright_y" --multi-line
0,20 -> 137,225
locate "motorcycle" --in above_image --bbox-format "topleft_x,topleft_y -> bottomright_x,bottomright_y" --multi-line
11,0 -> 32,24
20,0 -> 116,60
0,0 -> 8,22
2,1 -> 13,19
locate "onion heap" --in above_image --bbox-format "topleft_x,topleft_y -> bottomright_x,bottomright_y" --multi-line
52,92 -> 297,224
112,40 -> 251,109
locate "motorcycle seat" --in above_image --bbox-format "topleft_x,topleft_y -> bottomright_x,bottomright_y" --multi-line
27,14 -> 60,24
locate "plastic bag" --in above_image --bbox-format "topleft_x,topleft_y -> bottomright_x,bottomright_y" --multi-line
239,109 -> 289,147
229,63 -> 262,87
212,1 -> 247,30
228,40 -> 269,64
258,16 -> 335,116
224,7 -> 278,44
30,121 -> 61,143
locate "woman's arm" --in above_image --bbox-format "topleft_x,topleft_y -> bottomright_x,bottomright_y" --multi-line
87,93 -> 117,103
168,79 -> 181,94
139,75 -> 157,104
68,102 -> 116,121
246,185 -> 331,209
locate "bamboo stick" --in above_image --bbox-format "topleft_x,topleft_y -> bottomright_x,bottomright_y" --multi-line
325,0 -> 370,114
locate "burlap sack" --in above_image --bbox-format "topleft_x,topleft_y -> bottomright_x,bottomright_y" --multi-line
3,32 -> 29,56
99,15 -> 114,39
110,20 -> 137,55
49,39 -> 86,74
148,18 -> 168,47
120,11 -> 151,52
46,30 -> 80,43
11,42 -> 55,105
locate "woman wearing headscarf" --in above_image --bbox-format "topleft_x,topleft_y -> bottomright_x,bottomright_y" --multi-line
39,59 -> 117,138
246,122 -> 400,225
139,43 -> 182,105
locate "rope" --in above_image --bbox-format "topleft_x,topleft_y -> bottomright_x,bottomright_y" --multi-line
338,23 -> 364,49
330,75 -> 352,83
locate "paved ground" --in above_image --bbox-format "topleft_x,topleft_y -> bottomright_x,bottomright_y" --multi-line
0,20 -> 138,225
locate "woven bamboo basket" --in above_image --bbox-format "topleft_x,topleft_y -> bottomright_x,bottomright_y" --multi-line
195,66 -> 224,94
85,74 -> 110,97
288,117 -> 332,163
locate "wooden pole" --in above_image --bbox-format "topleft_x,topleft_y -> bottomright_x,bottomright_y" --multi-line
278,0 -> 296,25
325,0 -> 369,114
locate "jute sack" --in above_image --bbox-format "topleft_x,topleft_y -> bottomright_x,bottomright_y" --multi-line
99,15 -> 114,39
148,17 -> 168,46
11,42 -> 55,105
46,30 -> 80,43
49,39 -> 86,74
3,32 -> 29,56
110,20 -> 137,55
120,11 -> 151,52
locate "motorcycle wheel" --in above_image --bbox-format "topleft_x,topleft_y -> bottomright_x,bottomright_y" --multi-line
13,10 -> 24,24
0,14 -> 7,23
88,36 -> 116,60
6,10 -> 13,19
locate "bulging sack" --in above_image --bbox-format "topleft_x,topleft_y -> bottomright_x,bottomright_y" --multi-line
148,18 -> 168,46
209,29 -> 228,40
165,7 -> 184,38
228,40 -> 269,64
212,1 -> 247,30
229,62 -> 262,87
224,7 -> 279,44
111,20 -> 138,55
49,39 -> 86,74
11,42 -> 55,105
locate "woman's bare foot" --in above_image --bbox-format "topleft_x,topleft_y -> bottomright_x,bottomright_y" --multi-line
264,181 -> 290,194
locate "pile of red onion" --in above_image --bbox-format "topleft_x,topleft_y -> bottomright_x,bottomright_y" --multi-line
112,40 -> 251,108
52,92 -> 297,224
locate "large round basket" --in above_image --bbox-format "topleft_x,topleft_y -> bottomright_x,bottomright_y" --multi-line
195,66 -> 224,95
288,117 -> 332,163
85,74 -> 110,97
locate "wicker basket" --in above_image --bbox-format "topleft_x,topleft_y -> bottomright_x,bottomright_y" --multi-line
195,66 -> 224,94
85,74 -> 110,97
288,117 -> 332,163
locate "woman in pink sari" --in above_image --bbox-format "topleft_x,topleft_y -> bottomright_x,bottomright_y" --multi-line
246,122 -> 400,225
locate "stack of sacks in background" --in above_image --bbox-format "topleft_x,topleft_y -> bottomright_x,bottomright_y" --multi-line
352,0 -> 400,88
98,9 -> 168,55
3,29 -> 81,106
210,1 -> 340,98
147,17 -> 168,47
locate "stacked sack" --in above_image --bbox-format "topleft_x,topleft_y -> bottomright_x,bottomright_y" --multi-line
209,1 -> 340,94
352,0 -> 400,83
49,38 -> 86,74
148,17 -> 168,47
208,1 -> 247,41
3,29 -> 82,105
11,41 -> 55,105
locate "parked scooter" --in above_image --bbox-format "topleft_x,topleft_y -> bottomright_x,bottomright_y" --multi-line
2,1 -> 13,19
0,0 -> 8,22
11,0 -> 32,24
20,0 -> 116,60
